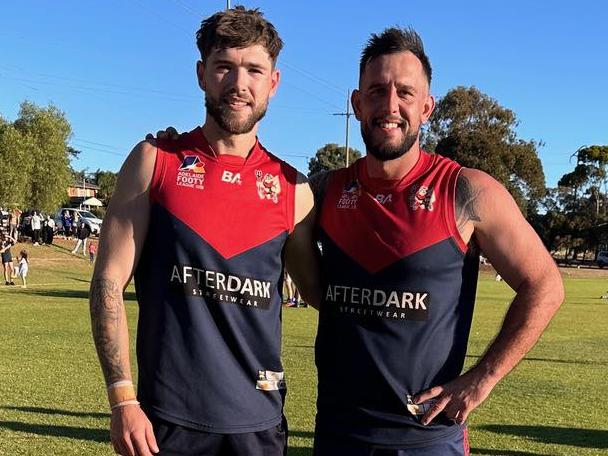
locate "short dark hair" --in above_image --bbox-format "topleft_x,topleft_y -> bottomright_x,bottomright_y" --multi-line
196,6 -> 283,66
359,27 -> 432,85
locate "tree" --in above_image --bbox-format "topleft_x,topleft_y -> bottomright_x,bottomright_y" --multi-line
11,101 -> 73,212
308,143 -> 362,177
95,169 -> 118,203
0,119 -> 35,208
424,86 -> 546,215
559,145 -> 608,215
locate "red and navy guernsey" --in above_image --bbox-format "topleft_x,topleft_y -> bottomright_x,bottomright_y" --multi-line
134,127 -> 297,433
315,151 -> 479,446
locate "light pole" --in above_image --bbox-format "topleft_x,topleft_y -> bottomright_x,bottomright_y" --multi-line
333,90 -> 354,167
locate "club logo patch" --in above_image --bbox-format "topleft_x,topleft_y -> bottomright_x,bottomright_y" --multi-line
337,179 -> 361,209
177,155 -> 206,190
409,184 -> 435,211
255,170 -> 281,203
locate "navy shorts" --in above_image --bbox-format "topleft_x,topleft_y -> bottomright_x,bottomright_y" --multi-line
314,428 -> 469,456
151,416 -> 288,456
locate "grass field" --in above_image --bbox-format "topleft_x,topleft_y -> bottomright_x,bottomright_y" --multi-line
1,240 -> 607,455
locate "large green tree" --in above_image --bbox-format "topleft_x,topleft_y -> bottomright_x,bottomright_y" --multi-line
0,118 -> 35,208
9,101 -> 74,212
424,86 -> 546,215
308,143 -> 362,177
94,169 -> 118,203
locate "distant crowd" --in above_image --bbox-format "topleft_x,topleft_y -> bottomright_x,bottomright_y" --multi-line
1,207 -> 98,288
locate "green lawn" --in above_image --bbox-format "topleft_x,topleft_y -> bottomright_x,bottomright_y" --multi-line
1,241 -> 607,455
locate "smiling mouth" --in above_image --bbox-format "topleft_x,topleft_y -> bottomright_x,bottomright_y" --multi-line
223,97 -> 252,110
374,118 -> 405,131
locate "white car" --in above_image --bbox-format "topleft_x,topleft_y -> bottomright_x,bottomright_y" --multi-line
55,208 -> 103,235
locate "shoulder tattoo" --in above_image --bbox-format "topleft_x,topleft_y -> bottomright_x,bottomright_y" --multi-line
455,174 -> 481,232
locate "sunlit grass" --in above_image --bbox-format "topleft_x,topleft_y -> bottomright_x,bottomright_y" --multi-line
0,241 -> 606,455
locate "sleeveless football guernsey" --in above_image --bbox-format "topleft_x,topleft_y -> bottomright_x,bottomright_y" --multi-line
134,127 -> 297,433
315,151 -> 479,446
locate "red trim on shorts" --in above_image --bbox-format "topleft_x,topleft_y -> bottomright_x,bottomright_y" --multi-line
463,427 -> 470,456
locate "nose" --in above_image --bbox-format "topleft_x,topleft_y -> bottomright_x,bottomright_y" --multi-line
383,86 -> 399,115
226,67 -> 248,95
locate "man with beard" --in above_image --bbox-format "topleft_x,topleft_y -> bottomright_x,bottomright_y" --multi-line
311,28 -> 563,455
89,7 -> 319,456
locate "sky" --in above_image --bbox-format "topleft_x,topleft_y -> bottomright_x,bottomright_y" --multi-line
1,0 -> 606,187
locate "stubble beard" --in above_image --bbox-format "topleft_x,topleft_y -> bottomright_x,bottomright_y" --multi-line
361,122 -> 420,162
205,93 -> 268,135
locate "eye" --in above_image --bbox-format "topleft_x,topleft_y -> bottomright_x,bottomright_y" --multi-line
368,87 -> 385,97
249,67 -> 265,75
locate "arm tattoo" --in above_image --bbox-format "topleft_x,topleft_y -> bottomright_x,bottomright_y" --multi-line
455,174 -> 481,232
90,278 -> 128,385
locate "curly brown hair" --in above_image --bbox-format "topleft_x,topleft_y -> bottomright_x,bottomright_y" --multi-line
196,6 -> 283,66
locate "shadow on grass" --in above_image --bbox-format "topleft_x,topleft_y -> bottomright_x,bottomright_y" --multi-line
470,449 -> 553,455
17,288 -> 137,301
289,430 -> 314,439
287,447 -> 312,456
480,425 -> 608,449
1,406 -> 108,419
466,354 -> 608,366
0,420 -> 107,443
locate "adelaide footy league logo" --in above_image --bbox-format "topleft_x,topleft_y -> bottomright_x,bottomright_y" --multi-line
337,179 -> 361,209
177,155 -> 206,190
255,170 -> 281,204
409,184 -> 435,211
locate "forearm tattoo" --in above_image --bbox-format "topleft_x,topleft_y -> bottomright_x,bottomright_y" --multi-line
455,174 -> 481,232
90,278 -> 128,385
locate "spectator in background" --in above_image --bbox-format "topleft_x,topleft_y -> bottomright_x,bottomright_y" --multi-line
42,216 -> 55,245
71,220 -> 91,256
17,249 -> 28,288
31,211 -> 42,245
88,241 -> 97,264
283,269 -> 302,307
8,208 -> 21,239
72,212 -> 80,238
1,232 -> 16,285
62,210 -> 72,239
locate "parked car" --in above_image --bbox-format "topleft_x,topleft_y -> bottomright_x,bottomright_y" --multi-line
54,208 -> 103,235
597,251 -> 608,268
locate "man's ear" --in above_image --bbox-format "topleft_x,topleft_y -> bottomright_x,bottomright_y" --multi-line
196,60 -> 206,92
421,93 -> 435,123
269,68 -> 280,98
351,89 -> 362,121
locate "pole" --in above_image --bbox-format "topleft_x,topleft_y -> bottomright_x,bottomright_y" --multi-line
226,0 -> 230,9
333,90 -> 354,168
345,90 -> 351,167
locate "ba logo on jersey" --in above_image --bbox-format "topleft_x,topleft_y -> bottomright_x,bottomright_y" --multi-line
375,193 -> 393,205
177,155 -> 206,190
337,179 -> 361,209
409,184 -> 435,211
221,170 -> 242,185
255,170 -> 281,203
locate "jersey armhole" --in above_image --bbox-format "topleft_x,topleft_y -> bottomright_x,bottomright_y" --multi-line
149,143 -> 165,203
284,166 -> 297,234
445,166 -> 468,254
